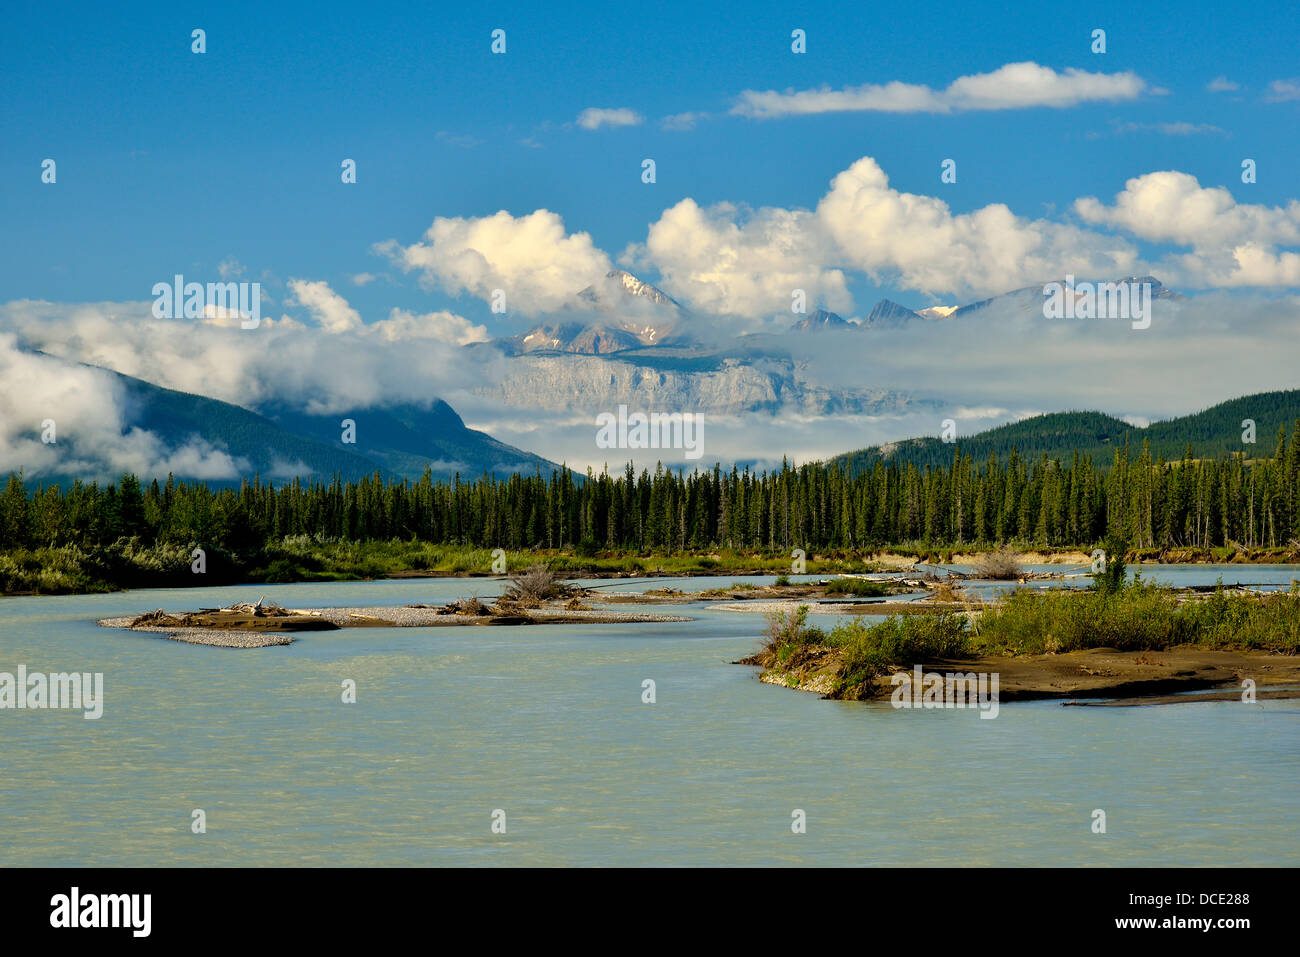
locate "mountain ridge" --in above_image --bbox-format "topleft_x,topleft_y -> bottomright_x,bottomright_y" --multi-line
829,390 -> 1300,476
21,357 -> 570,488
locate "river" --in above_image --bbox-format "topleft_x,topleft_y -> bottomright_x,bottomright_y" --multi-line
2,568 -> 1298,866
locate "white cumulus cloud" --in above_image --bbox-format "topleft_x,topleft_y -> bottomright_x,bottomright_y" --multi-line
621,199 -> 853,320
1074,170 -> 1300,287
625,156 -> 1141,308
817,157 -> 1139,297
369,308 -> 489,345
380,210 -> 612,316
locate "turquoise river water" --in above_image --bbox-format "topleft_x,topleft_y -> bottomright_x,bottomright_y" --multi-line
2,567 -> 1298,866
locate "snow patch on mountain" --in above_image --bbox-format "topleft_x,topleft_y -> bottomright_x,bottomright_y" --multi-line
916,305 -> 958,319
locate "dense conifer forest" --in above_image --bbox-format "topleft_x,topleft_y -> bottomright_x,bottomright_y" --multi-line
5,420 -> 1300,557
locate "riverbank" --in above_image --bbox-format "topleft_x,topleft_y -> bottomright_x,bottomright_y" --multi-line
736,583 -> 1300,703
8,539 -> 1300,596
745,644 -> 1300,702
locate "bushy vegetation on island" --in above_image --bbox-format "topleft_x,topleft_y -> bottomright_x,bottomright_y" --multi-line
754,567 -> 1300,699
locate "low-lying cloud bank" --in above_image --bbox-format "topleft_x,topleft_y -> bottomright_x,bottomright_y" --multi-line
4,286 -> 1299,481
0,298 -> 504,481
0,332 -> 251,482
454,291 -> 1300,473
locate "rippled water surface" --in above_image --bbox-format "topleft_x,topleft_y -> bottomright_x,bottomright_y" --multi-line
2,570 -> 1298,866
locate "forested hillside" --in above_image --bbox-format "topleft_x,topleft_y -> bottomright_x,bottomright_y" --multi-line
831,391 -> 1300,475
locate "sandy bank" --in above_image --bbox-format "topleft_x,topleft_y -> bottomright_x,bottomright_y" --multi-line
740,644 -> 1300,705
714,598 -> 977,616
97,618 -> 294,648
1064,685 -> 1300,706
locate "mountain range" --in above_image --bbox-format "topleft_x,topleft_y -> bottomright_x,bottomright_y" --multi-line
788,276 -> 1181,332
475,272 -> 1187,423
25,356 -> 568,489
14,271 -> 1211,488
494,269 -> 685,356
480,272 -> 1180,359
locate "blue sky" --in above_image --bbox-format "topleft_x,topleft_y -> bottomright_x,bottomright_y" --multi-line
4,0 -> 1300,477
4,0 -> 1300,331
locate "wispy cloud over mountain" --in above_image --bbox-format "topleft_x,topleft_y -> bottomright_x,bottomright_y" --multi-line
0,332 -> 250,481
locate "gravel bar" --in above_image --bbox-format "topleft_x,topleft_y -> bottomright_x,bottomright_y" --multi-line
97,605 -> 691,648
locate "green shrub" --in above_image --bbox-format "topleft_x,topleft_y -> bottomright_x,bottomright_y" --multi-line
262,558 -> 306,583
969,580 -> 1300,654
824,578 -> 888,597
763,604 -> 824,649
1178,586 -> 1300,652
824,613 -> 972,696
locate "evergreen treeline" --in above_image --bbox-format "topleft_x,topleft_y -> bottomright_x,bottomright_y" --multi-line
4,421 -> 1300,555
